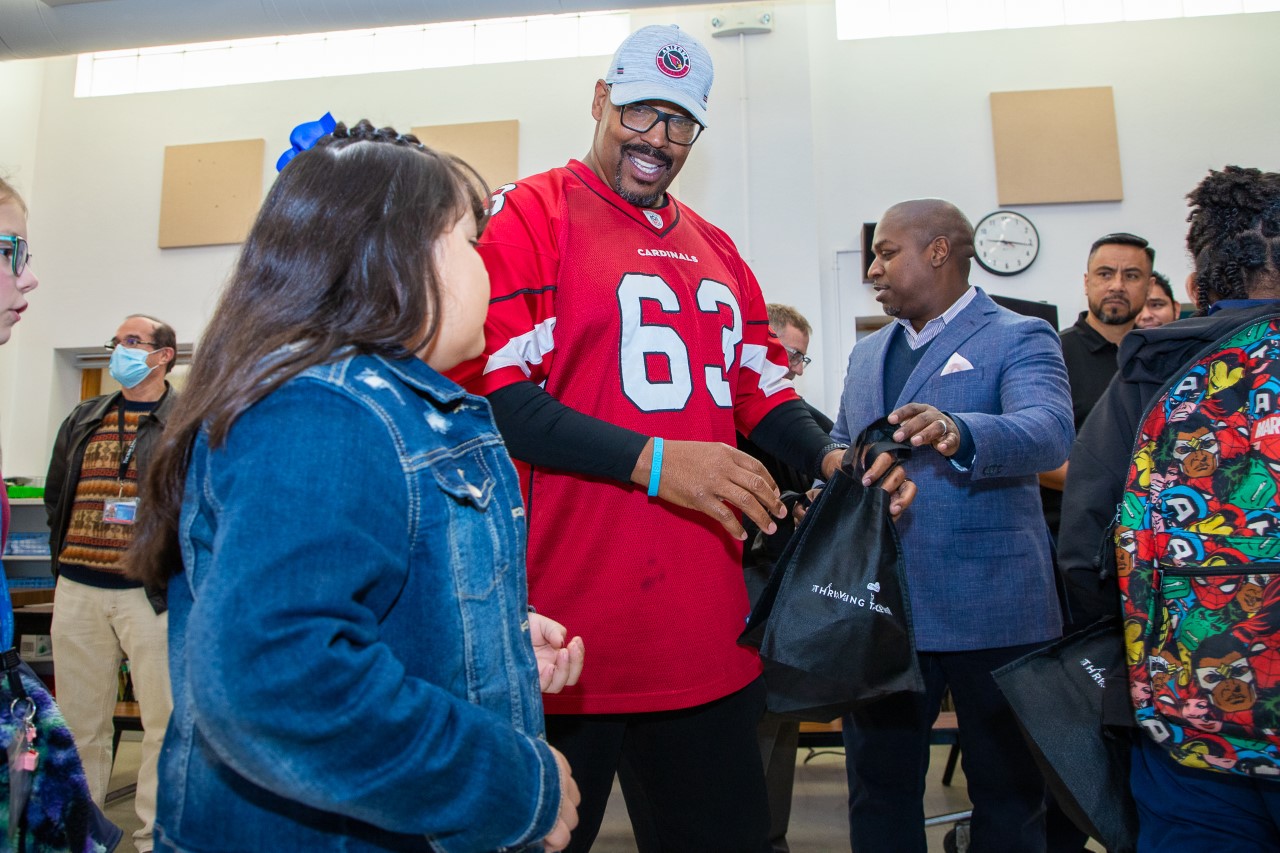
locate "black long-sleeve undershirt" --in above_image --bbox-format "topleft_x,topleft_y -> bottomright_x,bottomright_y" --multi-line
487,383 -> 833,482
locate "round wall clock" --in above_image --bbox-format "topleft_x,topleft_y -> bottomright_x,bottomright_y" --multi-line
974,210 -> 1040,276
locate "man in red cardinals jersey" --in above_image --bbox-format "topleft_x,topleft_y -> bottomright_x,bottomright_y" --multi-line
450,24 -> 912,852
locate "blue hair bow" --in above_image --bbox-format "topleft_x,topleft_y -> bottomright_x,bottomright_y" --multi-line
276,112 -> 337,172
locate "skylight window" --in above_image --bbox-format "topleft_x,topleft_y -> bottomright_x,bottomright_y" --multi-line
74,12 -> 631,98
835,0 -> 1280,40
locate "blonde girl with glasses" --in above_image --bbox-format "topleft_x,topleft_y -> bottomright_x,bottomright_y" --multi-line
0,177 -> 122,852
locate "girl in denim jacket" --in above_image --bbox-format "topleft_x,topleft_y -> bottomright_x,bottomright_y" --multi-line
127,121 -> 581,852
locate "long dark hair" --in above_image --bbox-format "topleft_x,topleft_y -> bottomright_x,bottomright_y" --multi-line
1186,166 -> 1280,311
128,120 -> 488,587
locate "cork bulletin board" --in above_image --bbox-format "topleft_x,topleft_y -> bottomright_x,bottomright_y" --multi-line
158,139 -> 265,248
990,86 -> 1123,205
411,120 -> 519,190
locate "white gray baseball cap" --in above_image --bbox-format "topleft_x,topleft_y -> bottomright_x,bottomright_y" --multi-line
604,24 -> 714,128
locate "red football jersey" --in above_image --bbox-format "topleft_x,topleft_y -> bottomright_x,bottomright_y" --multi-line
451,160 -> 797,714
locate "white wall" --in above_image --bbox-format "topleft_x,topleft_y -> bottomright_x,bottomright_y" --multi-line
0,1 -> 1277,474
0,59 -> 43,197
0,57 -> 45,472
805,9 -> 1280,408
0,48 -> 612,476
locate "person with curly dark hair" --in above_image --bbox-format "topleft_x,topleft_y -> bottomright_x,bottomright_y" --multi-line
1186,166 -> 1280,309
126,119 -> 582,852
1060,166 -> 1280,850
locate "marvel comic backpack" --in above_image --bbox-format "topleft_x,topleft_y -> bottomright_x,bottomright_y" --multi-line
1118,312 -> 1280,779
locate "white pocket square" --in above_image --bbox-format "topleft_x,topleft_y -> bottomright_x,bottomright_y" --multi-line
940,352 -> 974,375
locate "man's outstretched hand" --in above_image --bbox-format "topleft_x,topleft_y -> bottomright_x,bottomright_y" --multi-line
632,438 -> 786,541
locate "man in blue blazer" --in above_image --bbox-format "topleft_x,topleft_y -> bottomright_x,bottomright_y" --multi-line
831,199 -> 1073,852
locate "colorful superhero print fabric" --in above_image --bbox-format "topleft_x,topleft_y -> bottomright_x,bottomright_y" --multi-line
1119,315 -> 1280,779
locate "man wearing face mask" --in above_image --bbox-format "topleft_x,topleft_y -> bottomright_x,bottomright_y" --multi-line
44,314 -> 177,853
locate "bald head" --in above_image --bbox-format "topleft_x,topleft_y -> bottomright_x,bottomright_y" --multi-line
868,198 -> 975,329
883,199 -> 976,264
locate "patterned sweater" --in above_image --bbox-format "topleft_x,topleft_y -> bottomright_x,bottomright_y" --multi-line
56,400 -> 155,589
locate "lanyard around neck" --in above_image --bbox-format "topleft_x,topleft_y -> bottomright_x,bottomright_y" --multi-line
117,396 -> 140,483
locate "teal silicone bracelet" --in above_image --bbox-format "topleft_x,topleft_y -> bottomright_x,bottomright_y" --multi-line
647,437 -> 664,497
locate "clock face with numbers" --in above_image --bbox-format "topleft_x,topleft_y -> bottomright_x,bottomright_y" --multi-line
974,210 -> 1040,276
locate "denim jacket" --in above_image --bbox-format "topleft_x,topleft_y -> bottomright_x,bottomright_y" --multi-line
156,352 -> 559,853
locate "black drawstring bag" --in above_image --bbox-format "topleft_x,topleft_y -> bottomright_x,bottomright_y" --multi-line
991,618 -> 1138,853
739,417 -> 924,722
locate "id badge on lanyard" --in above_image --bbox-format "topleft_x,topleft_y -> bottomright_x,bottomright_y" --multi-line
104,399 -> 139,526
103,495 -> 137,525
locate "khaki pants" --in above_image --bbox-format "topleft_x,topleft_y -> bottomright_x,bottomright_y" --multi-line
51,577 -> 172,853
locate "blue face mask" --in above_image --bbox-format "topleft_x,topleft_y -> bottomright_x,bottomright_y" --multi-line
109,345 -> 155,389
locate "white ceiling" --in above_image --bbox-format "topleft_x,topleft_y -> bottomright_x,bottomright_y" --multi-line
0,0 -> 706,61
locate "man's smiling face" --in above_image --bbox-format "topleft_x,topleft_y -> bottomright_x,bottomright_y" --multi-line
586,80 -> 693,209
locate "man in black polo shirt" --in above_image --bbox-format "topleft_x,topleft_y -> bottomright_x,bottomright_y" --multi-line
1040,232 -> 1153,853
1040,232 -> 1154,541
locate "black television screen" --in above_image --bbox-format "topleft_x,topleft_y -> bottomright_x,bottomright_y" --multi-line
990,293 -> 1059,330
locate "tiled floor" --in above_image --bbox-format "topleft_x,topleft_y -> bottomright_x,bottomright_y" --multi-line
105,739 -> 975,851
103,733 -> 144,851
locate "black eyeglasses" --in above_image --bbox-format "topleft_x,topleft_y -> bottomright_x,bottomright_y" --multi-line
784,346 -> 811,367
103,336 -> 158,351
0,235 -> 31,276
619,103 -> 703,146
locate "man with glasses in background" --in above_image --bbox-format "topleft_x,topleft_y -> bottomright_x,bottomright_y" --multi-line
768,303 -> 814,384
449,25 -> 911,852
738,303 -> 831,853
45,314 -> 177,853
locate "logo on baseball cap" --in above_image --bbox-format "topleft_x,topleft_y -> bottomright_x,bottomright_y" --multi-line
604,24 -> 714,128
